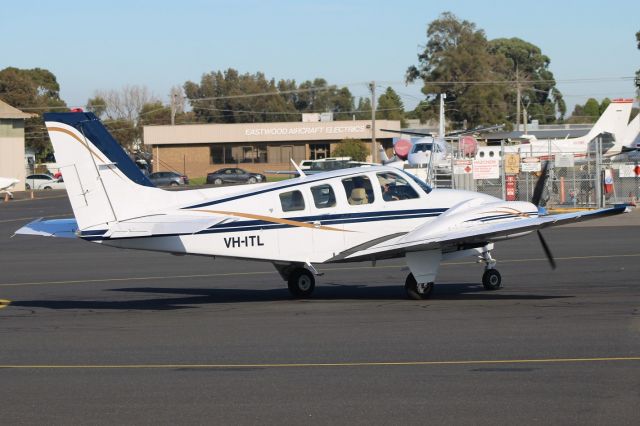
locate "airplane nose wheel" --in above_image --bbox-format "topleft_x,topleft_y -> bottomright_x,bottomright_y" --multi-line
404,273 -> 434,300
288,268 -> 316,298
482,269 -> 502,290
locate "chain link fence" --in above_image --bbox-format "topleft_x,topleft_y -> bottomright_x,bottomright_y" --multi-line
432,137 -> 640,208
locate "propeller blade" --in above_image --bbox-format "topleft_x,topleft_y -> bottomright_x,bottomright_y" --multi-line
536,230 -> 556,270
531,161 -> 550,206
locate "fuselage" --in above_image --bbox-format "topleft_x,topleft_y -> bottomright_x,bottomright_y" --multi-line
86,166 -> 532,264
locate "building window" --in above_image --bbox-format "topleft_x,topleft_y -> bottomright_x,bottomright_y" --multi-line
310,143 -> 330,160
210,145 -> 223,164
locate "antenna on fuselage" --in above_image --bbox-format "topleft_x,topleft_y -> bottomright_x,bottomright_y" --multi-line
291,158 -> 307,178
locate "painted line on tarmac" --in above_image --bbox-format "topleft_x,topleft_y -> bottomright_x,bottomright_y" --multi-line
0,299 -> 11,309
1,356 -> 639,370
0,253 -> 638,288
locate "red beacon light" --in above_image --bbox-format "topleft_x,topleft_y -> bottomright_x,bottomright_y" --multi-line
70,107 -> 84,112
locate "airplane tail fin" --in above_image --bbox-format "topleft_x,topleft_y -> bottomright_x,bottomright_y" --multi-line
585,99 -> 633,151
43,112 -> 176,230
378,144 -> 390,163
620,113 -> 640,152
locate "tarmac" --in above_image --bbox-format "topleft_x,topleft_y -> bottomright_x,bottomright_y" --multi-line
1,192 -> 639,424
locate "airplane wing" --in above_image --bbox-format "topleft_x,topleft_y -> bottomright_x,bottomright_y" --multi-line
330,205 -> 629,262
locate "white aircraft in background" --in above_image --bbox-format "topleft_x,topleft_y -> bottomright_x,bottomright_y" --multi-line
475,99 -> 634,160
0,177 -> 19,199
16,112 -> 629,299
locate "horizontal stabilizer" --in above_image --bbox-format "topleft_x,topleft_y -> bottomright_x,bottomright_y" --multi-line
15,218 -> 78,238
103,214 -> 231,239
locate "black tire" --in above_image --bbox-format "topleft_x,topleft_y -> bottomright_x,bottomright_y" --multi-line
170,181 -> 179,187
43,186 -> 52,190
482,269 -> 502,290
25,183 -> 31,190
248,177 -> 257,184
214,178 -> 222,185
404,273 -> 434,300
287,268 -> 315,298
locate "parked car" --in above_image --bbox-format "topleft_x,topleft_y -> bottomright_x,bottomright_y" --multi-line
206,168 -> 266,185
148,171 -> 189,187
25,174 -> 57,190
37,176 -> 65,190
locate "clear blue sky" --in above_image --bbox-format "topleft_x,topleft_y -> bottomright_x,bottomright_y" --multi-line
1,0 -> 638,114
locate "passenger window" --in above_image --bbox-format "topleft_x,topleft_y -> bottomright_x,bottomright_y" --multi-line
342,175 -> 374,205
377,172 -> 419,202
280,190 -> 305,212
311,184 -> 336,209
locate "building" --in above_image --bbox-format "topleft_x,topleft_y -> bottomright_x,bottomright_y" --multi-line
143,120 -> 401,178
0,100 -> 33,191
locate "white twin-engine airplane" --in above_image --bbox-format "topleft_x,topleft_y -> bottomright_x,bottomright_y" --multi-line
16,112 -> 629,299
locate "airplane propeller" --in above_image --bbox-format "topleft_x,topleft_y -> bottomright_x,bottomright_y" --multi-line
530,161 -> 556,269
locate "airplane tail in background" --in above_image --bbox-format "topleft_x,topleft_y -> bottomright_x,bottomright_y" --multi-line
43,112 -> 187,230
620,113 -> 640,152
585,99 -> 633,152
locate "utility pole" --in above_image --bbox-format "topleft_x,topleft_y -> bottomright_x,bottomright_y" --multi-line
369,81 -> 377,163
438,93 -> 446,139
170,92 -> 177,126
515,65 -> 521,131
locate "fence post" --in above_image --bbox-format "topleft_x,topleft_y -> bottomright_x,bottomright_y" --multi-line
500,140 -> 505,200
595,136 -> 602,208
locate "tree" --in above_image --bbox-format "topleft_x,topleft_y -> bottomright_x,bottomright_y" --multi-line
184,69 -> 356,123
599,98 -> 611,115
488,37 -> 566,123
407,13 -> 566,128
93,85 -> 157,123
87,95 -> 107,118
376,87 -> 406,126
0,67 -> 67,160
354,97 -> 372,120
566,98 -> 602,123
331,139 -> 368,161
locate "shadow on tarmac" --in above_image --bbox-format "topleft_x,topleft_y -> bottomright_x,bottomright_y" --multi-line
9,283 -> 572,311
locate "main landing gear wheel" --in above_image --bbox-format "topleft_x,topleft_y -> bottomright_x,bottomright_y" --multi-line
482,269 -> 502,290
287,268 -> 315,298
404,273 -> 434,300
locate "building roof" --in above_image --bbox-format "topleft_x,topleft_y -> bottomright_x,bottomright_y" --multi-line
0,99 -> 34,119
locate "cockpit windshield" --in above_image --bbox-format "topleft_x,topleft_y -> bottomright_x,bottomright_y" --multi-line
413,143 -> 433,153
404,171 -> 432,194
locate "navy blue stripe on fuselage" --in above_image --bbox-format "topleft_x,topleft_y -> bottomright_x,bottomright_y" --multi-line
78,209 -> 447,241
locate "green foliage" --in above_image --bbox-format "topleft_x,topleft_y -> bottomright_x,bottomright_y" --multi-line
331,139 -> 369,162
184,69 -> 356,123
103,118 -> 138,151
406,12 -> 565,127
488,37 -> 566,123
0,67 -> 67,160
354,97 -> 372,120
87,95 -> 106,118
566,98 -> 606,123
376,87 -> 406,126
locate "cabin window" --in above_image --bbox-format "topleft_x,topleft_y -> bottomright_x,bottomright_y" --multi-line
377,172 -> 420,202
311,184 -> 336,209
342,175 -> 374,205
280,190 -> 305,212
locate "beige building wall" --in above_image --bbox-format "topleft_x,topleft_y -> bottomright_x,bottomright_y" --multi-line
145,120 -> 401,179
0,119 -> 26,191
